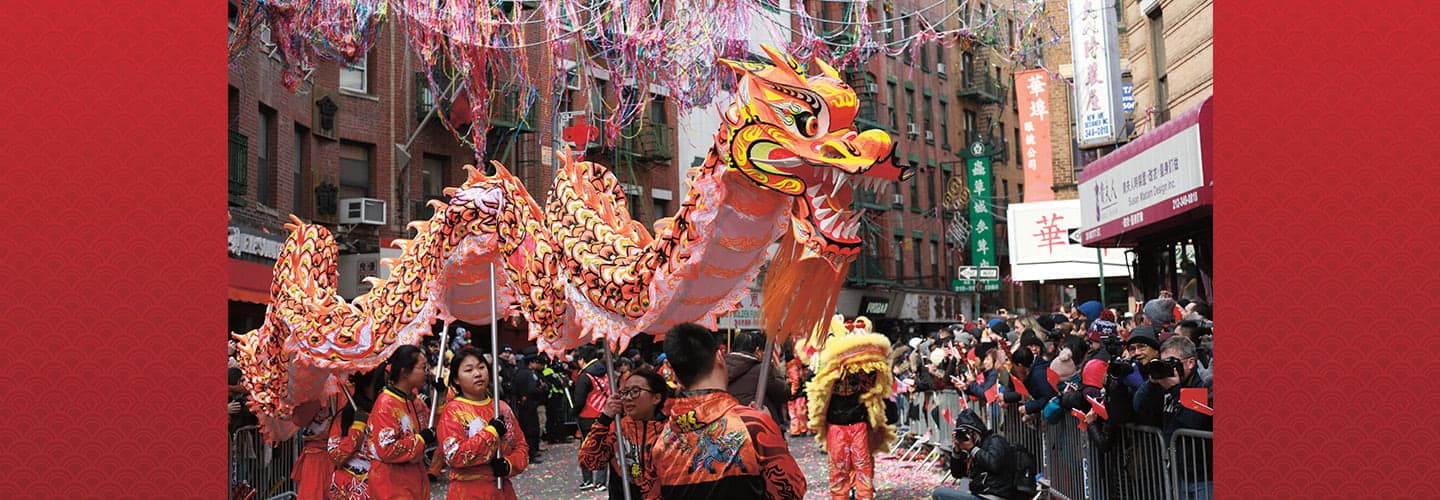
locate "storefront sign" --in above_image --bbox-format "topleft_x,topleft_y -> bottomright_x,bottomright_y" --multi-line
227,225 -> 285,262
1078,99 -> 1213,245
717,289 -> 762,330
858,296 -> 890,316
962,142 -> 1001,293
1007,200 -> 1131,281
1015,69 -> 1055,202
1069,0 -> 1125,148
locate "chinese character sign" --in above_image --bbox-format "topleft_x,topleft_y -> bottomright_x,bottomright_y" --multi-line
1069,0 -> 1125,147
1005,199 -> 1131,282
966,148 -> 1000,291
1015,69 -> 1055,202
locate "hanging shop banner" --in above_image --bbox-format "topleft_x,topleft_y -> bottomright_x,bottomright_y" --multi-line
959,142 -> 1000,293
1069,0 -> 1125,148
1006,199 -> 1131,281
1015,69 -> 1055,202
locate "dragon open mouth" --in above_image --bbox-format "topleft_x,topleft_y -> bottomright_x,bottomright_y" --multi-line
797,165 -> 891,247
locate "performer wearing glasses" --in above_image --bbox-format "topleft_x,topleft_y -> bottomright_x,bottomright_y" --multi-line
577,367 -> 672,499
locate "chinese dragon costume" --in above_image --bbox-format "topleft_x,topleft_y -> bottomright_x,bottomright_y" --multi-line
234,45 -> 911,442
805,315 -> 895,500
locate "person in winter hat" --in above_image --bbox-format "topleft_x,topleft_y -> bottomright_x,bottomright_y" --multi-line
932,409 -> 1020,500
1076,301 -> 1104,323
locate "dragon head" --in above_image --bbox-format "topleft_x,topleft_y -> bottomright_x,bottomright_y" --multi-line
718,45 -> 913,257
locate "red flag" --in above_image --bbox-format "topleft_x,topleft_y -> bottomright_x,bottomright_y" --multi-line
985,383 -> 1000,403
1086,395 -> 1108,420
942,407 -> 952,422
1180,388 -> 1213,416
1011,375 -> 1031,398
1071,408 -> 1088,431
1046,367 -> 1061,392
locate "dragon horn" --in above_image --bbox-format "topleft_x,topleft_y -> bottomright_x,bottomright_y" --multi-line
463,164 -> 482,183
284,214 -> 305,232
443,187 -> 459,196
811,56 -> 843,81
759,44 -> 806,85
406,220 -> 431,233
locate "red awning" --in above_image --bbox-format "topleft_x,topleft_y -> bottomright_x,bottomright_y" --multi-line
1077,97 -> 1213,247
229,258 -> 274,305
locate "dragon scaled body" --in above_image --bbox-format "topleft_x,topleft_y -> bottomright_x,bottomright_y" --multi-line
235,45 -> 910,442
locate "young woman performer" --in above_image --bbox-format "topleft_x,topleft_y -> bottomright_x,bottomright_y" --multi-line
436,347 -> 529,499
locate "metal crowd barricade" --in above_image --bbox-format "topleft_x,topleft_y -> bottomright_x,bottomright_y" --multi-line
1043,413 -> 1090,500
1092,424 -> 1173,500
230,425 -> 302,500
1169,429 -> 1213,500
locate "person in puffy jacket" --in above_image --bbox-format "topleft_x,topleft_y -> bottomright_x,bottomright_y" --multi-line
932,409 -> 1019,500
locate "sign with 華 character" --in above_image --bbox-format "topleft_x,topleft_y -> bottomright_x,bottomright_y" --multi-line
1006,199 -> 1131,281
962,141 -> 1001,293
1015,69 -> 1055,202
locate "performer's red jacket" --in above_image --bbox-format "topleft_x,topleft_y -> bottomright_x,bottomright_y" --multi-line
436,395 -> 529,499
644,390 -> 805,499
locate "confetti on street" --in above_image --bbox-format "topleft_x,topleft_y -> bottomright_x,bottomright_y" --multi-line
430,432 -> 962,499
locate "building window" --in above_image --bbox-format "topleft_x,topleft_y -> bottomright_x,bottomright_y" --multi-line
293,125 -> 308,216
923,95 -> 934,143
1001,179 -> 1009,205
339,141 -> 372,200
913,237 -> 923,280
653,198 -> 669,225
930,241 -> 940,286
1014,127 -> 1022,165
893,236 -> 905,281
964,110 -> 977,144
905,89 -> 915,127
1017,183 -> 1024,202
920,42 -> 929,73
256,105 -> 277,206
422,154 -> 448,200
887,82 -> 899,129
940,101 -> 950,148
962,52 -> 974,86
649,95 -> 667,124
929,167 -> 940,210
909,167 -> 920,210
340,52 -> 369,93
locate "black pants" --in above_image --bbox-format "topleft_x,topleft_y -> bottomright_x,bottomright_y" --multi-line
545,394 -> 568,440
519,401 -> 542,454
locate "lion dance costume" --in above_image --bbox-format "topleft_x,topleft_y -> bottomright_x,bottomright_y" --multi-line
805,315 -> 894,500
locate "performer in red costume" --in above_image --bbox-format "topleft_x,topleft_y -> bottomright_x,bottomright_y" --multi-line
577,367 -> 671,499
366,345 -> 434,499
436,346 -> 529,499
327,370 -> 381,499
290,395 -> 341,499
806,316 -> 897,500
785,346 -> 812,437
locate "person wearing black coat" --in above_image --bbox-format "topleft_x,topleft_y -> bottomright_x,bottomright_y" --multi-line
932,410 -> 1020,500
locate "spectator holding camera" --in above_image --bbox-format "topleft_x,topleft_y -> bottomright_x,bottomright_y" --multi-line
932,410 -> 1022,500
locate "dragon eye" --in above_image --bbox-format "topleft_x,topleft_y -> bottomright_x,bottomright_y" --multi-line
794,111 -> 819,137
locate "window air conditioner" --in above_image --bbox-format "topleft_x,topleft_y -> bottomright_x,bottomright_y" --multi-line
906,123 -> 920,137
925,130 -> 934,142
339,198 -> 388,225
937,63 -> 946,74
892,193 -> 905,206
864,83 -> 879,94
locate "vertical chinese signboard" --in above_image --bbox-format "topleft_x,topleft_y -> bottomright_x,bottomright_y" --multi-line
959,141 -> 1000,293
1016,69 -> 1055,202
1069,0 -> 1125,148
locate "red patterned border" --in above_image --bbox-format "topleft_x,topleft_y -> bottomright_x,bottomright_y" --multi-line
0,1 -> 1436,497
0,2 -> 225,497
1218,0 -> 1440,496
